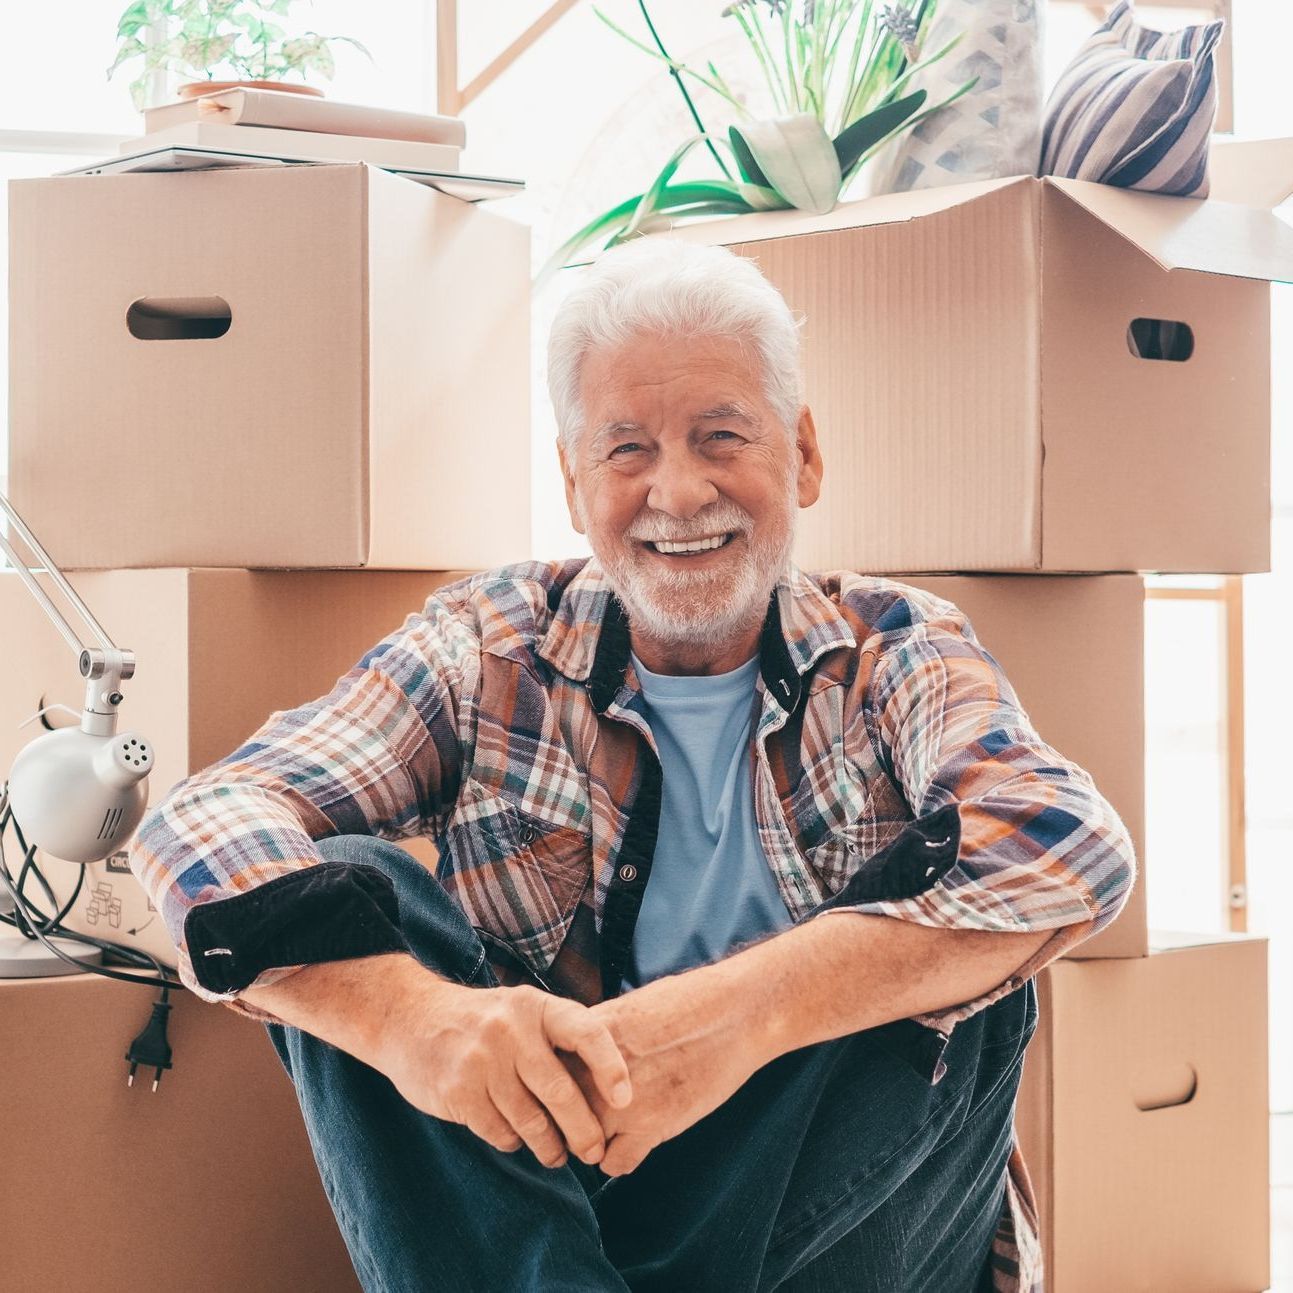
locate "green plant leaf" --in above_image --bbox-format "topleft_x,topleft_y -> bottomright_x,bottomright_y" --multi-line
728,126 -> 770,189
879,33 -> 965,107
832,89 -> 926,174
732,181 -> 788,211
592,6 -> 746,113
606,201 -> 758,246
843,77 -> 980,190
624,134 -> 714,241
730,114 -> 841,215
115,1 -> 149,40
540,185 -> 711,286
538,179 -> 783,286
107,35 -> 147,77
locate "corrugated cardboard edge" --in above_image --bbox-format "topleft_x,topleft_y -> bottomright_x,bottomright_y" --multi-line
1016,963 -> 1055,1269
357,165 -> 374,566
1032,187 -> 1047,573
589,175 -> 1034,260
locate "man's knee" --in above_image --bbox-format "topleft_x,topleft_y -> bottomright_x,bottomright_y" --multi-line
312,834 -> 491,986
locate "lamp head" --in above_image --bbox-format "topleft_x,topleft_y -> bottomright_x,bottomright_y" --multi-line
7,727 -> 151,863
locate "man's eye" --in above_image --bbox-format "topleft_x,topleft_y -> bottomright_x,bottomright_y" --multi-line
709,430 -> 740,442
609,443 -> 643,457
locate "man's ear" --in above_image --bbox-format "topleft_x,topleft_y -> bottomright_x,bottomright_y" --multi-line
795,406 -> 823,509
557,436 -> 586,535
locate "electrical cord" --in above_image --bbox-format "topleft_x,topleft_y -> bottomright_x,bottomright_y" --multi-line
11,833 -> 86,934
1,785 -> 184,1088
0,816 -> 182,990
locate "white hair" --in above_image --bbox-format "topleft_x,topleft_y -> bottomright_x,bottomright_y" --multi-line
547,237 -> 804,454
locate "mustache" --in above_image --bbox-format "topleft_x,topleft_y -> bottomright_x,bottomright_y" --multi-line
625,503 -> 754,544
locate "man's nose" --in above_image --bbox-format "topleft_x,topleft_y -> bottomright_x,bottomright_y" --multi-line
645,450 -> 719,518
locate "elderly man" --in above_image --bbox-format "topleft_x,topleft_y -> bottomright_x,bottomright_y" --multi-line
131,238 -> 1134,1293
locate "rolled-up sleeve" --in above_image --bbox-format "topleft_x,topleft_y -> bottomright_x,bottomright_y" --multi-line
127,585 -> 478,1009
837,598 -> 1137,1032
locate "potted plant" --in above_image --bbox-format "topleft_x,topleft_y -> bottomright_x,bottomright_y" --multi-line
109,0 -> 371,110
541,0 -> 976,281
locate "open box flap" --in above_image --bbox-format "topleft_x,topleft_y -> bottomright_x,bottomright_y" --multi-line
1207,137 -> 1293,210
1046,176 -> 1293,283
648,175 -> 1029,249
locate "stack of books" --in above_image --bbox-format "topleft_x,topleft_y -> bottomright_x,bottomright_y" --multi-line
118,87 -> 466,172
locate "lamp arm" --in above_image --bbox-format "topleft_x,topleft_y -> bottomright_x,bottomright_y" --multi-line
1,490 -> 135,736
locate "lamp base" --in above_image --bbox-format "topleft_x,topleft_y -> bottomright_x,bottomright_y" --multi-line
0,927 -> 103,977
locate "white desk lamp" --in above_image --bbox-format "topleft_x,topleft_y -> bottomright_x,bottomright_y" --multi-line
0,489 -> 154,977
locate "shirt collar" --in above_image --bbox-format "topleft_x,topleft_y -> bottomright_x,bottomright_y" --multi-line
538,558 -> 856,714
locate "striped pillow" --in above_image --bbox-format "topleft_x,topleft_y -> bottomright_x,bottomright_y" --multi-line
1040,0 -> 1223,197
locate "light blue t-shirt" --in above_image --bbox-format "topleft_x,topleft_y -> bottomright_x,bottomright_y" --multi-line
623,652 -> 793,990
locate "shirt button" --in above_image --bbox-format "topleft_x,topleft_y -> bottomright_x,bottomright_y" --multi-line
847,842 -> 859,855
619,864 -> 638,883
519,825 -> 537,845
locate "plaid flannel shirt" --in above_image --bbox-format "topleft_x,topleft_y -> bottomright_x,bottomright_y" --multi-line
130,558 -> 1136,1293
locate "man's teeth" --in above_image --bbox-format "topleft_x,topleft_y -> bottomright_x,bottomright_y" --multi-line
651,534 -> 732,554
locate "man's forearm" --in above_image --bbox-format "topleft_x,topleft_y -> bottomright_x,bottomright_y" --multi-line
241,953 -> 448,1069
674,913 -> 1054,1070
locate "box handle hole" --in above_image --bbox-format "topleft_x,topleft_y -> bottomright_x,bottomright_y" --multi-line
127,296 -> 232,341
1127,317 -> 1193,362
1133,1062 -> 1198,1112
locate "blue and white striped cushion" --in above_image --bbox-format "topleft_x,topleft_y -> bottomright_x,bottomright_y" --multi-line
1040,0 -> 1223,197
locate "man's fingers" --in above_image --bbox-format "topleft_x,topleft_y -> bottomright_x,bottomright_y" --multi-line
489,1075 -> 569,1169
600,1132 -> 654,1178
464,1099 -> 525,1155
516,1045 -> 607,1165
542,999 -> 633,1110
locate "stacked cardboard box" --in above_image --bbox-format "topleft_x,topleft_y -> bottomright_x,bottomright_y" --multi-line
1015,930 -> 1270,1292
1,972 -> 361,1291
8,163 -> 529,569
4,160 -> 530,1285
663,142 -> 1291,1285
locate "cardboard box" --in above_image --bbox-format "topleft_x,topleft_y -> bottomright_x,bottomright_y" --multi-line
1,568 -> 460,965
901,575 -> 1146,959
7,162 -> 530,570
1015,931 -> 1270,1292
664,148 -> 1293,574
2,971 -> 359,1291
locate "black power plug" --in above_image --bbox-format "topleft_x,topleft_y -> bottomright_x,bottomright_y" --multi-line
125,998 -> 173,1092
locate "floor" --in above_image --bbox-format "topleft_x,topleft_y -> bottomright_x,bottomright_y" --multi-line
1272,1112 -> 1292,1292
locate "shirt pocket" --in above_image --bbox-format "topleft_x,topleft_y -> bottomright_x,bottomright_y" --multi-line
439,791 -> 591,976
806,816 -> 896,899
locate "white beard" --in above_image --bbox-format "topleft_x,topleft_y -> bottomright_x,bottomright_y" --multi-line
578,480 -> 798,652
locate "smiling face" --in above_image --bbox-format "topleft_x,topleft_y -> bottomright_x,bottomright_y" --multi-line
559,330 -> 822,675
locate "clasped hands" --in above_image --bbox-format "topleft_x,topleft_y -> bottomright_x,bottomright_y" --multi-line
381,969 -> 764,1178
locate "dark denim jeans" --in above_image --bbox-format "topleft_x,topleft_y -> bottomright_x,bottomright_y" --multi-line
266,836 -> 1037,1293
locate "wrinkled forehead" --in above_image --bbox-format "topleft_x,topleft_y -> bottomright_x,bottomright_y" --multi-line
578,332 -> 771,426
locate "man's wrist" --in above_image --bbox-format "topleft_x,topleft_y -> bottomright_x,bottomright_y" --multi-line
656,954 -> 787,1072
365,958 -> 468,1063
241,952 -> 458,1069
